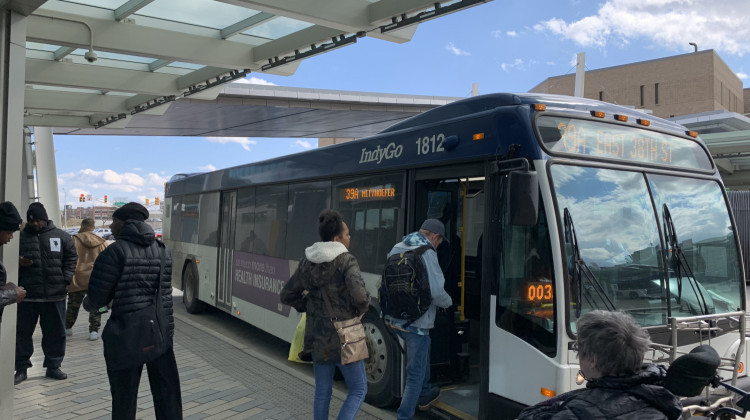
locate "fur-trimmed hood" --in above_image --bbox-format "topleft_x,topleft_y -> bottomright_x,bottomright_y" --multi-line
304,241 -> 348,264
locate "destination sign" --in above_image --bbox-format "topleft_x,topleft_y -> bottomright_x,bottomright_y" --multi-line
525,281 -> 553,303
341,185 -> 397,201
537,116 -> 712,170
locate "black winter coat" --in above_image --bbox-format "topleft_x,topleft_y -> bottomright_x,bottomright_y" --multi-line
517,364 -> 682,420
85,220 -> 175,342
280,241 -> 370,364
18,220 -> 77,301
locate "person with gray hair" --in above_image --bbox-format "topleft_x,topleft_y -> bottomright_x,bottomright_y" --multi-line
517,310 -> 682,420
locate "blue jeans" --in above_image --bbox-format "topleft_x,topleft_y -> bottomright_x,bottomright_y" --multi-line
313,360 -> 367,420
395,327 -> 432,420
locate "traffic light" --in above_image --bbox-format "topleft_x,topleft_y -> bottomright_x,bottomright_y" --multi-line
146,198 -> 150,206
155,197 -> 160,206
79,194 -> 84,202
104,195 -> 107,203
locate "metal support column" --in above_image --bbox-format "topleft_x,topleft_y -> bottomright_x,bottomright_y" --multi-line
0,9 -> 30,411
32,127 -> 61,225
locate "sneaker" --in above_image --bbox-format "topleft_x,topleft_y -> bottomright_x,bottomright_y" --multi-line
65,328 -> 72,337
88,331 -> 99,341
417,388 -> 441,411
45,367 -> 67,380
13,369 -> 26,385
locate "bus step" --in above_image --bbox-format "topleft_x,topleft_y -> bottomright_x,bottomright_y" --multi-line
425,401 -> 478,420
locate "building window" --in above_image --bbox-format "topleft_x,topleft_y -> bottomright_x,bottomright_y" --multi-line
654,83 -> 659,105
640,85 -> 644,107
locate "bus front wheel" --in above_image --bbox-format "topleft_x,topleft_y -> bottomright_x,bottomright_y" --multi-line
363,310 -> 400,408
182,261 -> 206,314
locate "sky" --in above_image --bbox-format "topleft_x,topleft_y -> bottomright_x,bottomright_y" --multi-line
52,0 -> 750,209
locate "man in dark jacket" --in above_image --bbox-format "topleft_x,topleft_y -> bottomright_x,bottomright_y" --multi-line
0,202 -> 27,317
517,310 -> 682,420
83,202 -> 182,419
15,202 -> 77,385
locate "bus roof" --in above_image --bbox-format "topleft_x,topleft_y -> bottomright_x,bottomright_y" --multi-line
166,93 -> 699,197
385,92 -> 689,134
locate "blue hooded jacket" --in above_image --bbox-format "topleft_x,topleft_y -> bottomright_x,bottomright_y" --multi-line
385,231 -> 453,331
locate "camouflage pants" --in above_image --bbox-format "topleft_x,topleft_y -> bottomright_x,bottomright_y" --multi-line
65,290 -> 101,332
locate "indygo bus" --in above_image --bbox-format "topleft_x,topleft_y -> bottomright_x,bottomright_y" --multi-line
164,93 -> 748,419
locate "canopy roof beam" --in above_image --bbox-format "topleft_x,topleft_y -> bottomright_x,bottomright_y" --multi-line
220,12 -> 275,39
114,0 -> 155,22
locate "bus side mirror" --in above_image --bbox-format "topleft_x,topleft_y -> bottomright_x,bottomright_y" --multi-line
508,170 -> 539,226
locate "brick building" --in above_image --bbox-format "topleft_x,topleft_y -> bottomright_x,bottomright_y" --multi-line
64,205 -> 115,221
529,50 -> 747,119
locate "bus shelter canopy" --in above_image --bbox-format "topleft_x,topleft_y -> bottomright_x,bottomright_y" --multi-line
20,0 -> 486,132
672,111 -> 750,189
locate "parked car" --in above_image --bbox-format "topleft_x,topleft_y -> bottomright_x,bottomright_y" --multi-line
93,228 -> 112,238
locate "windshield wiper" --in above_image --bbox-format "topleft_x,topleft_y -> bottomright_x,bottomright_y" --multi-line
662,204 -> 709,315
564,208 -> 616,316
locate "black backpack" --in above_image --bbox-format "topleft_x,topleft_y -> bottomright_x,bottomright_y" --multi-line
379,245 -> 432,324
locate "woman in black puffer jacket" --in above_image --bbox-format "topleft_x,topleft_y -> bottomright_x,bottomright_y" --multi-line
84,202 -> 181,420
281,209 -> 370,420
517,310 -> 682,420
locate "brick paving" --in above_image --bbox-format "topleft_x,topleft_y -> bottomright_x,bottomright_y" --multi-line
13,302 -> 393,420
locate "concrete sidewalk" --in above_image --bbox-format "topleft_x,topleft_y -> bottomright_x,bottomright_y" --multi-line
13,301 -> 393,419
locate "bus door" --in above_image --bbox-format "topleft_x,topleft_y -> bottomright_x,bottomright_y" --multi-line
216,190 -> 237,312
413,165 -> 486,419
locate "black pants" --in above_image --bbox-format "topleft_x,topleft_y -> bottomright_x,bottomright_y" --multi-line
15,300 -> 66,370
107,347 -> 183,420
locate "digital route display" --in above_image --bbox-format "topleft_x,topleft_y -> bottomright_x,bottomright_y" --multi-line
341,186 -> 396,201
537,116 -> 712,170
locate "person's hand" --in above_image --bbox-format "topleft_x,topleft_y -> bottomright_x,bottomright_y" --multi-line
15,286 -> 26,303
18,257 -> 32,268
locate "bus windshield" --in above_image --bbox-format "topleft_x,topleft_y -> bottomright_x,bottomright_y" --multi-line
550,164 -> 742,330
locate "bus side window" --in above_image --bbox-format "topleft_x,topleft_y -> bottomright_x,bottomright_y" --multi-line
286,181 -> 331,261
234,187 -> 255,253
254,184 -> 288,258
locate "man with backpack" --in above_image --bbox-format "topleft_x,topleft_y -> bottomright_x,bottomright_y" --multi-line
381,219 -> 453,419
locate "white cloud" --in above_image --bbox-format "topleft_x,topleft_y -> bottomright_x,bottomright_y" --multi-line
501,58 -> 525,72
234,76 -> 277,86
205,137 -> 257,151
132,167 -> 142,171
506,31 -> 517,37
491,30 -> 502,39
445,42 -> 471,56
533,0 -> 750,56
58,169 -> 167,195
737,71 -> 748,80
295,140 -> 312,150
198,164 -> 217,171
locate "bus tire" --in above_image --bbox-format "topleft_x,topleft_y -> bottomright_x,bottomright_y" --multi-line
183,261 -> 206,314
363,310 -> 400,408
